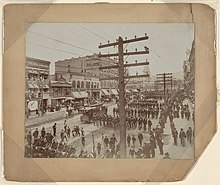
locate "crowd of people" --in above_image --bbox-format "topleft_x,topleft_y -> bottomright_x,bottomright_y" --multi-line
25,89 -> 194,158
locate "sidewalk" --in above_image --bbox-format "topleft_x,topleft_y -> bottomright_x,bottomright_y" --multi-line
25,110 -> 67,128
25,102 -> 117,128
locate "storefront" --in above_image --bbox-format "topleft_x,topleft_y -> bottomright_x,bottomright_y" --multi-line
91,89 -> 100,100
51,97 -> 65,109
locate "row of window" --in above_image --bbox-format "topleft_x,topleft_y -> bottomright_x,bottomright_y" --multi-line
27,74 -> 49,80
72,81 -> 100,89
52,88 -> 71,96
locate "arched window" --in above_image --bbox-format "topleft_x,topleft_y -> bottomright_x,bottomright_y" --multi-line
81,81 -> 84,89
94,82 -> 96,89
97,82 -> 99,89
72,81 -> 76,88
91,82 -> 94,89
77,81 -> 80,88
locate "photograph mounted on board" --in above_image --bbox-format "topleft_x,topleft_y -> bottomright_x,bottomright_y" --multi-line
25,23 -> 195,159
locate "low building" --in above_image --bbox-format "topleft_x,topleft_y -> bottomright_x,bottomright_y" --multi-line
50,76 -> 72,108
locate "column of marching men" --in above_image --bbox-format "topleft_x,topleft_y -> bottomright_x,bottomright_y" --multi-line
25,90 -> 194,158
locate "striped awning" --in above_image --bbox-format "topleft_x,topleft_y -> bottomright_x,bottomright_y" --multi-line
72,92 -> 81,99
102,89 -> 110,96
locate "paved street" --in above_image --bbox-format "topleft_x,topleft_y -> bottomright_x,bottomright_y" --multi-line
26,101 -> 194,159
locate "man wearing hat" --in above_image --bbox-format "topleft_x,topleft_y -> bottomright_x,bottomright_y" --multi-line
142,142 -> 151,158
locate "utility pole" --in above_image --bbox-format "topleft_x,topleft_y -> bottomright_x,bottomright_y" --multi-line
98,35 -> 149,158
156,73 -> 172,100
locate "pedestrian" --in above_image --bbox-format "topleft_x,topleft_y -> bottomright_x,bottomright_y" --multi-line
132,135 -> 136,147
129,146 -> 136,158
158,138 -> 164,155
72,128 -> 75,137
36,108 -> 39,117
172,127 -> 178,146
76,126 -> 80,136
127,134 -> 131,147
64,120 -> 67,133
181,108 -> 184,119
138,132 -> 143,147
97,143 -> 101,156
186,127 -> 192,144
143,118 -> 147,131
147,119 -> 152,133
104,136 -> 109,147
142,142 -> 151,158
41,127 -> 46,138
136,147 -> 143,158
27,131 -> 32,146
81,128 -> 84,136
60,130 -> 64,142
81,135 -> 85,147
67,126 -> 71,138
53,123 -> 57,137
33,128 -> 39,139
150,133 -> 156,158
179,128 -> 186,147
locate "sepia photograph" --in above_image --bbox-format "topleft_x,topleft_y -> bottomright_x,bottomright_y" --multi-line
25,23 -> 195,159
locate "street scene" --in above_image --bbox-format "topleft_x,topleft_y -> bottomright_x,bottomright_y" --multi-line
25,23 -> 195,159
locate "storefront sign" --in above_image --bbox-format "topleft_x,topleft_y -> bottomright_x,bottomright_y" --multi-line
28,100 -> 38,110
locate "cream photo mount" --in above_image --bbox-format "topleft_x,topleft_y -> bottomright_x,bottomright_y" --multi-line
3,3 -> 216,182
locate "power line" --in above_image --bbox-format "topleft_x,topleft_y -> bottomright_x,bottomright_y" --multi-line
28,31 -> 95,53
79,25 -> 107,40
27,41 -> 80,56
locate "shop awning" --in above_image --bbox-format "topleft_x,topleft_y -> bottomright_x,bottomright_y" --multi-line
72,92 -> 81,99
132,89 -> 139,93
66,97 -> 74,100
79,92 -> 88,98
102,89 -> 110,96
110,89 -> 118,95
52,97 -> 65,100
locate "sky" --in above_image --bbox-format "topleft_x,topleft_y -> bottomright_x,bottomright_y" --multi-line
26,23 -> 194,76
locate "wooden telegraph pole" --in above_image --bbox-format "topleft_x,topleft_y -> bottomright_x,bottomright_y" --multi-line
156,73 -> 173,100
98,35 -> 149,158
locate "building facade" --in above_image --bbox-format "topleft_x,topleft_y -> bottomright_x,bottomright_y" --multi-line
55,54 -> 119,99
50,76 -> 72,108
183,40 -> 195,94
25,57 -> 50,115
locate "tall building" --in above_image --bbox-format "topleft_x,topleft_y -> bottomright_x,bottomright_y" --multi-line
183,40 -> 195,94
55,54 -> 119,99
25,57 -> 50,115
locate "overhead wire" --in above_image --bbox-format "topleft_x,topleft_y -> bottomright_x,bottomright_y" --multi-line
79,25 -> 107,41
28,31 -> 95,53
27,41 -> 81,56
